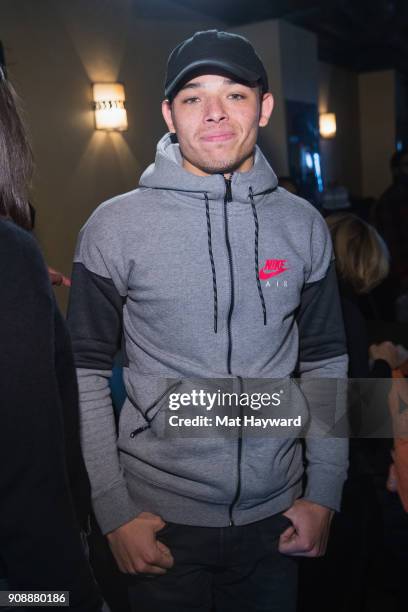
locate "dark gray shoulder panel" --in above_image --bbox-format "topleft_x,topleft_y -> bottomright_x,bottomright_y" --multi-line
296,260 -> 347,362
67,262 -> 126,370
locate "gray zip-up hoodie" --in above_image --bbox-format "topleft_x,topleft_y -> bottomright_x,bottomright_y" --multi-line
68,133 -> 348,535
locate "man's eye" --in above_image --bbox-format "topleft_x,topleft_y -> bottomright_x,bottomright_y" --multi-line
229,93 -> 245,100
183,97 -> 200,104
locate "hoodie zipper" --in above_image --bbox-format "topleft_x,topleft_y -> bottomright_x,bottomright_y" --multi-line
222,175 -> 242,526
223,176 -> 234,375
229,377 -> 243,526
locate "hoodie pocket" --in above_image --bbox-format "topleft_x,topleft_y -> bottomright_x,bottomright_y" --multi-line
119,380 -> 183,441
118,397 -> 149,441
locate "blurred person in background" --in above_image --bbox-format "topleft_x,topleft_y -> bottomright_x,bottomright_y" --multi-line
299,212 -> 407,612
329,213 -> 408,612
0,67 -> 103,611
327,213 -> 396,378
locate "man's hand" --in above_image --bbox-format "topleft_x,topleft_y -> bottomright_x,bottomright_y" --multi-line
278,499 -> 334,557
106,512 -> 174,575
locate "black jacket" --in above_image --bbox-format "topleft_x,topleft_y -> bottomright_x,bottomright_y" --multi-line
0,218 -> 101,610
339,280 -> 391,379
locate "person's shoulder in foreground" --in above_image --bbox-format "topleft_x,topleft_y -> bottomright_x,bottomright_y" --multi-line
0,214 -> 47,267
0,218 -> 103,611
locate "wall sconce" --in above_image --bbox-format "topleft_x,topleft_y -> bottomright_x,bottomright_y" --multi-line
92,82 -> 128,131
319,113 -> 336,139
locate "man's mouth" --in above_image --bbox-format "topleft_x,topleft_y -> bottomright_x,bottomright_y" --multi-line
201,132 -> 235,143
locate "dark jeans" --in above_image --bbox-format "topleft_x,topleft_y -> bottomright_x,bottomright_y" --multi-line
127,513 -> 297,612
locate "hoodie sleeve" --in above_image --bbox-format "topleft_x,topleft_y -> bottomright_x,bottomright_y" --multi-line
67,214 -> 141,535
296,213 -> 349,512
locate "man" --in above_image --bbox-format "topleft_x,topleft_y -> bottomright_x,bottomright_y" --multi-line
68,30 -> 348,612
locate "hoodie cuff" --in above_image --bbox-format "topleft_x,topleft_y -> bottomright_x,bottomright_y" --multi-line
93,482 -> 141,535
303,464 -> 348,512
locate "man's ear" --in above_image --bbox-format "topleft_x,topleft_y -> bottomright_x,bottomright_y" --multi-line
162,99 -> 176,133
258,92 -> 274,128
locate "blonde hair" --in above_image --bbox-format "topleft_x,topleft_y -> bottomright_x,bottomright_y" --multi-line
326,213 -> 389,294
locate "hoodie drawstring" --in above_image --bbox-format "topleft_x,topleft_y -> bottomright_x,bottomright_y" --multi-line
249,186 -> 267,325
204,188 -> 267,332
204,193 -> 218,333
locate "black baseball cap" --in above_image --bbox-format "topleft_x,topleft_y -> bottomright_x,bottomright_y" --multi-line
164,30 -> 269,100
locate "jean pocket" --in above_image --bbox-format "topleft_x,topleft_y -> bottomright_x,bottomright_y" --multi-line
278,512 -> 293,531
258,513 -> 293,551
156,521 -> 175,540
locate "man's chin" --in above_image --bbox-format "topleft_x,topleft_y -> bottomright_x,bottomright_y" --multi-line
195,154 -> 251,175
200,161 -> 237,175
181,147 -> 254,176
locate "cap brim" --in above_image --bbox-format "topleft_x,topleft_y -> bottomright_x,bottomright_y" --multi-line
165,59 -> 262,99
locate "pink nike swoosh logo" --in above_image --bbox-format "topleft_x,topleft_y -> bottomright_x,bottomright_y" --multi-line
259,267 -> 288,280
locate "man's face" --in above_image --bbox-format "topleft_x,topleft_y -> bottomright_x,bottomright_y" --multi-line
162,74 -> 274,177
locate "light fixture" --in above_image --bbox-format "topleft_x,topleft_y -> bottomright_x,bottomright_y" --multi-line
319,113 -> 336,139
92,82 -> 128,131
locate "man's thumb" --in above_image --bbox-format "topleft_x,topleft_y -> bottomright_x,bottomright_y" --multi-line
156,540 -> 174,566
279,525 -> 296,542
279,526 -> 298,554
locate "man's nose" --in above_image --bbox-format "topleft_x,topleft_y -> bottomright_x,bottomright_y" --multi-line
204,98 -> 228,123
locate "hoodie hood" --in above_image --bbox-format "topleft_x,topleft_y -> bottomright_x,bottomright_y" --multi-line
139,132 -> 278,204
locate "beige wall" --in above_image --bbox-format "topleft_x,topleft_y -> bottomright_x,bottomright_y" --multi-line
318,62 -> 361,196
279,20 -> 318,106
1,0 -> 224,310
318,66 -> 398,200
358,70 -> 396,199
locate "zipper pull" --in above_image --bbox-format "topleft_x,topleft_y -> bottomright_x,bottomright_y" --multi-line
130,424 -> 150,438
224,174 -> 233,203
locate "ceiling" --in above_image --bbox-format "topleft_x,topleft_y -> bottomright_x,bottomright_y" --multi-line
169,0 -> 408,75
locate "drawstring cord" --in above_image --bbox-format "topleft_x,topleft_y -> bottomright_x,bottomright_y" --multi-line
249,186 -> 267,325
204,187 -> 267,332
204,193 -> 218,333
